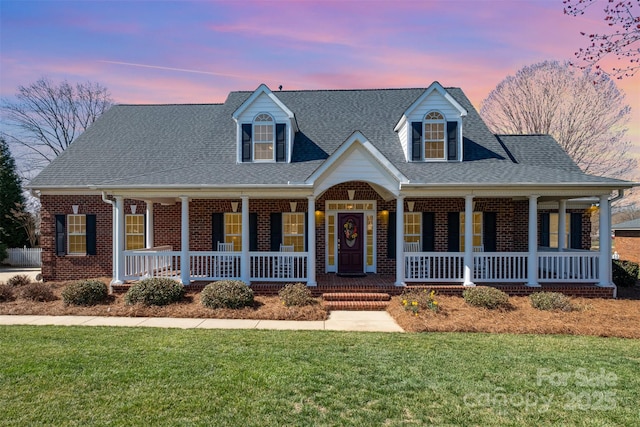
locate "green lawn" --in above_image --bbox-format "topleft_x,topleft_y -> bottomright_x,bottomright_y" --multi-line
1,327 -> 638,426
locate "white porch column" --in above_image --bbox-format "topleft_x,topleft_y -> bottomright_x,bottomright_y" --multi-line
395,196 -> 405,286
112,196 -> 125,285
307,196 -> 317,286
527,195 -> 540,287
180,196 -> 190,285
145,201 -> 154,249
558,199 -> 567,251
463,195 -> 475,286
241,196 -> 250,284
598,194 -> 612,287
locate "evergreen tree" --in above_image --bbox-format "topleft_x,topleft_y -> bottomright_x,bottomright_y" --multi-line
0,137 -> 28,247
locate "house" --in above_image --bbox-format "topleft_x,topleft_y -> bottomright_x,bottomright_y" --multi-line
29,82 -> 637,296
613,219 -> 640,264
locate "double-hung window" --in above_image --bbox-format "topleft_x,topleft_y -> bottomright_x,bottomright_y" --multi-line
424,111 -> 446,160
253,113 -> 274,161
549,213 -> 570,249
283,213 -> 305,251
67,214 -> 86,255
460,212 -> 483,251
224,213 -> 242,251
125,214 -> 145,250
404,212 -> 422,244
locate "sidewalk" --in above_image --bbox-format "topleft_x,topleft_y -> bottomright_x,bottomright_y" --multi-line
0,310 -> 404,332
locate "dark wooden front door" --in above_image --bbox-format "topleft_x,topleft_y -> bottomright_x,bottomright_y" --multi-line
337,213 -> 364,275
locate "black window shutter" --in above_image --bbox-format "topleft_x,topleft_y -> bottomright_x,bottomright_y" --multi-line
276,124 -> 286,162
55,215 -> 66,256
270,213 -> 282,251
422,212 -> 435,251
304,214 -> 308,252
447,121 -> 458,161
86,214 -> 97,255
212,213 -> 224,251
241,123 -> 252,162
249,213 -> 258,251
387,212 -> 396,258
447,212 -> 460,252
570,212 -> 583,249
540,213 -> 550,247
411,122 -> 422,161
483,212 -> 497,252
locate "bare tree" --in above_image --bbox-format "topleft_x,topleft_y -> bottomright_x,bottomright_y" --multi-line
1,77 -> 113,172
7,202 -> 38,248
564,0 -> 640,79
480,60 -> 635,179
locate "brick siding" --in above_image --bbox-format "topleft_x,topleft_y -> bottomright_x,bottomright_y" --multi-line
614,230 -> 640,264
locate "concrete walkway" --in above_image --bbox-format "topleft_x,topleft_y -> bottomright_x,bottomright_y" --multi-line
0,311 -> 404,332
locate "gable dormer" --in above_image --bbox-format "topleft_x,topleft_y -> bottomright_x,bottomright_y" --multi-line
232,84 -> 297,163
394,81 -> 467,162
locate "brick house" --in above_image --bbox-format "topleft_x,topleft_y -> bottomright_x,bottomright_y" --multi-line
29,82 -> 636,293
613,219 -> 640,264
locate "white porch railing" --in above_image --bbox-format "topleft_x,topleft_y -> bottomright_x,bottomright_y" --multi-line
250,251 -> 308,282
538,252 -> 599,283
473,252 -> 528,283
405,252 -> 465,283
124,246 -> 179,280
190,252 -> 241,281
404,251 -> 600,283
124,250 -> 308,282
3,247 -> 41,267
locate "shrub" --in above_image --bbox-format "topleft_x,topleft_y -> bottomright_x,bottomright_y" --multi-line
530,292 -> 572,312
279,283 -> 314,307
19,282 -> 56,302
612,260 -> 640,287
124,278 -> 184,306
463,286 -> 510,309
62,280 -> 108,306
400,288 -> 439,314
7,274 -> 32,287
0,283 -> 16,302
201,280 -> 253,309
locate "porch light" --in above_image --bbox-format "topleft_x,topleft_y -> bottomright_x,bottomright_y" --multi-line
290,201 -> 297,212
407,201 -> 415,212
72,205 -> 79,214
131,205 -> 137,214
231,201 -> 239,213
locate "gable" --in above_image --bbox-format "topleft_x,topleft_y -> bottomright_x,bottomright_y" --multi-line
307,132 -> 407,199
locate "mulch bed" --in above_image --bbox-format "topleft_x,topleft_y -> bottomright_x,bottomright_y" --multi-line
3,278 -> 640,338
0,279 -> 328,321
388,293 -> 640,339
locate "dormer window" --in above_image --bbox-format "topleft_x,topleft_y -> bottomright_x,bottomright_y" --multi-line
253,113 -> 275,161
410,111 -> 459,162
423,111 -> 445,160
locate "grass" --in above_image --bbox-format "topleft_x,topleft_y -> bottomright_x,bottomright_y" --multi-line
1,327 -> 639,426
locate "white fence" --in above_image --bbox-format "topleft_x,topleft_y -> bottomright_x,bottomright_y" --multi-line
3,247 -> 41,267
124,246 -> 178,280
538,252 -> 599,283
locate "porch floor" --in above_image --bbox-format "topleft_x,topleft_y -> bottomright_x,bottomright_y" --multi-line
112,273 -> 614,298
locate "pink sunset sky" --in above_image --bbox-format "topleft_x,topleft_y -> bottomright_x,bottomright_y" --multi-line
1,0 -> 638,179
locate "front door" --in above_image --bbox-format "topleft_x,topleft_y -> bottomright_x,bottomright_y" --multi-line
337,213 -> 364,275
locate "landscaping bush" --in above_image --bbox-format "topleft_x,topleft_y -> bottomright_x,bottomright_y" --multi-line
530,292 -> 572,312
19,282 -> 56,302
279,283 -> 314,307
124,278 -> 184,306
62,280 -> 108,306
0,283 -> 16,302
7,274 -> 32,287
612,260 -> 640,287
462,286 -> 510,309
201,280 -> 253,309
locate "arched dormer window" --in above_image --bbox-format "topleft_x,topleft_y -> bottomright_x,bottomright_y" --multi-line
253,113 -> 275,161
423,111 -> 445,160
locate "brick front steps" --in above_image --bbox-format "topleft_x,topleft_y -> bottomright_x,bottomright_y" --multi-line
322,292 -> 391,311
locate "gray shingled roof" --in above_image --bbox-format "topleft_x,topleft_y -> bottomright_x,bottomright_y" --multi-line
613,218 -> 640,230
29,87 -> 629,188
